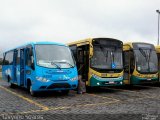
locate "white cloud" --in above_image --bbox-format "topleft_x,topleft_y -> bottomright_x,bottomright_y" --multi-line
0,0 -> 160,56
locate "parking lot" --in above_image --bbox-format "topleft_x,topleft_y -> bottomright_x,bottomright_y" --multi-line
0,79 -> 160,120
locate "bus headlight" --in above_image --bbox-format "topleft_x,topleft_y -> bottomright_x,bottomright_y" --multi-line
92,74 -> 99,79
36,77 -> 50,82
97,82 -> 100,85
70,76 -> 78,81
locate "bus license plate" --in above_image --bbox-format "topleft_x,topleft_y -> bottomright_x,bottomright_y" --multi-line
147,79 -> 151,81
109,81 -> 115,84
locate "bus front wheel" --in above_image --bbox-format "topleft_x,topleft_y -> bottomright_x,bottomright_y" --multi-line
28,80 -> 36,96
29,85 -> 36,96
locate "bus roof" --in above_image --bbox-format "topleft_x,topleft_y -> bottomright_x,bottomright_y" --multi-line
67,37 -> 122,46
123,42 -> 155,50
124,42 -> 154,48
155,45 -> 160,53
4,41 -> 67,53
67,38 -> 92,46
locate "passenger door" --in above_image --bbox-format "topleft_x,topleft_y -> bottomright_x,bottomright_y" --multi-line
15,49 -> 20,85
77,45 -> 89,81
20,49 -> 26,86
13,50 -> 18,83
123,50 -> 130,84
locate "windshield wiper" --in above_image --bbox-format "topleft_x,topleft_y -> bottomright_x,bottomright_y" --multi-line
56,61 -> 74,68
139,48 -> 147,60
111,51 -> 115,63
51,62 -> 61,70
100,46 -> 108,63
139,48 -> 151,72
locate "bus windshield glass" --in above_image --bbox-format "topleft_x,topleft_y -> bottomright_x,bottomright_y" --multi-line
91,39 -> 123,70
133,43 -> 158,73
35,45 -> 75,68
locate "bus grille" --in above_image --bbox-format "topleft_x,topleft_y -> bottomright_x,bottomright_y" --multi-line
47,83 -> 71,89
140,80 -> 157,84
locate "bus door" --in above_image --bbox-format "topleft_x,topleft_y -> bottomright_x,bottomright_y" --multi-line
14,49 -> 21,85
20,49 -> 26,86
123,50 -> 130,84
77,45 -> 89,81
13,50 -> 18,83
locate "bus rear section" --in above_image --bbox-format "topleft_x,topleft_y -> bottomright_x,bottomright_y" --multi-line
155,46 -> 160,83
68,38 -> 124,87
2,42 -> 78,96
123,42 -> 158,85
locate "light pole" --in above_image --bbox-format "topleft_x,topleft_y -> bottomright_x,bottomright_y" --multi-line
156,10 -> 160,45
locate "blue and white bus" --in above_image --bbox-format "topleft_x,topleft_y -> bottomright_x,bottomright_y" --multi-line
2,42 -> 78,96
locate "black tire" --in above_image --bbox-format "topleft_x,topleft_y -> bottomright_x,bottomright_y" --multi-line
61,90 -> 69,95
27,80 -> 36,96
9,83 -> 16,88
8,77 -> 15,88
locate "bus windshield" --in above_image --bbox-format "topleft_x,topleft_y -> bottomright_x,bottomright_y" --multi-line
35,45 -> 75,68
91,45 -> 123,70
133,43 -> 158,73
134,49 -> 158,73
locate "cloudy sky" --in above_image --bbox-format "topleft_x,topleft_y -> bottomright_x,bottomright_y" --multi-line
0,0 -> 160,56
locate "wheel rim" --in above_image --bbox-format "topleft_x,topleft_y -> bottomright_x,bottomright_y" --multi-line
30,86 -> 34,95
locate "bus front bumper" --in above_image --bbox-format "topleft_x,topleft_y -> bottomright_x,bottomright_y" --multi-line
89,76 -> 123,87
31,80 -> 78,92
130,76 -> 158,85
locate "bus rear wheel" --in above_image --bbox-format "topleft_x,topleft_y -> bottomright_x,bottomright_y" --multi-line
8,82 -> 15,88
8,77 -> 15,88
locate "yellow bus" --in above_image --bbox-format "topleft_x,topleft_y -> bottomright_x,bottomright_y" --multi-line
155,46 -> 160,81
68,38 -> 123,87
123,42 -> 158,85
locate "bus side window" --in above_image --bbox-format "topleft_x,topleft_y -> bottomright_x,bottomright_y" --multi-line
3,51 -> 14,65
16,49 -> 20,65
3,54 -> 8,65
